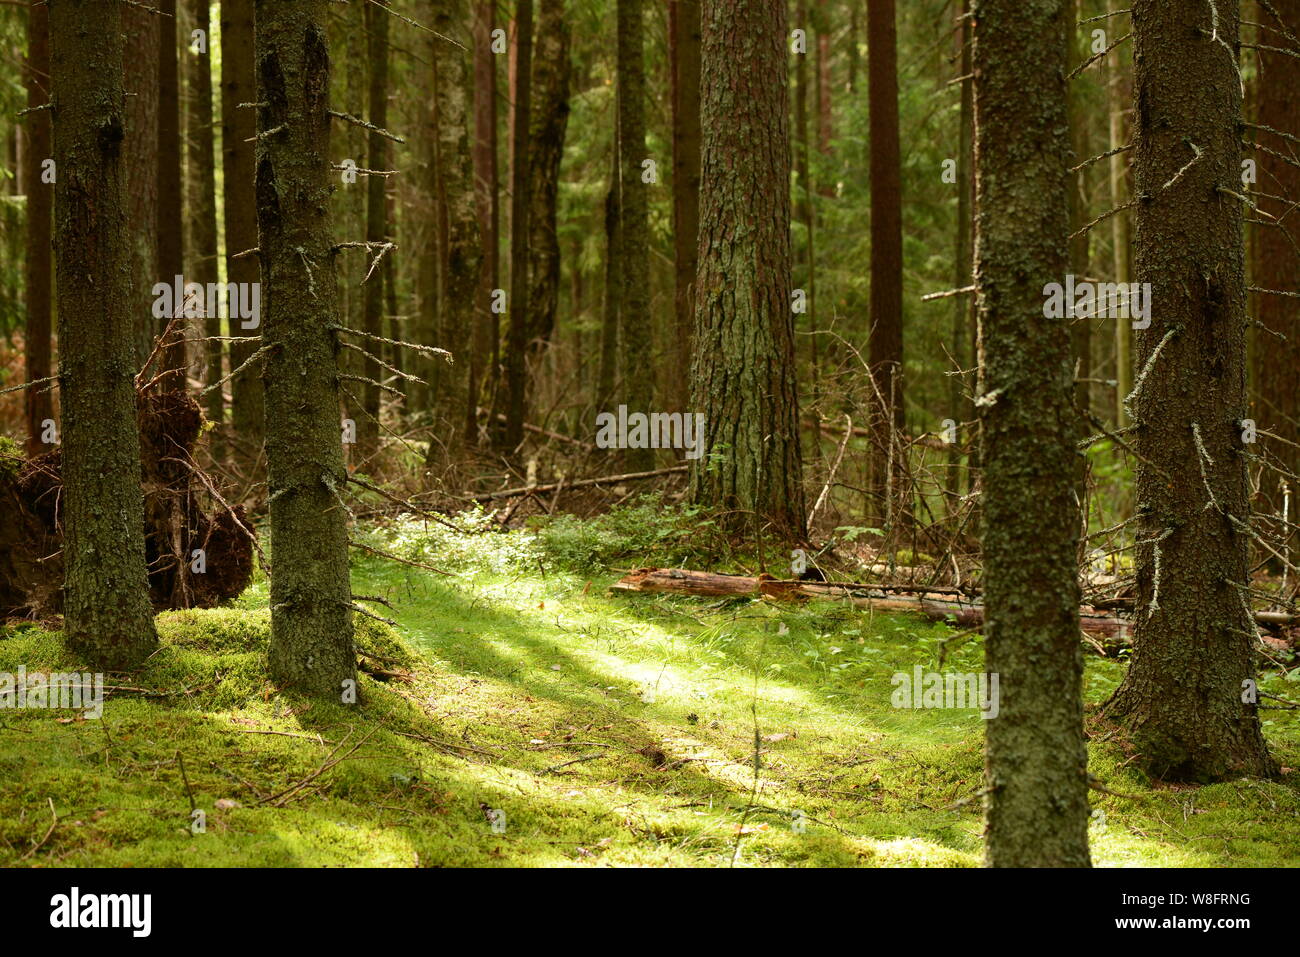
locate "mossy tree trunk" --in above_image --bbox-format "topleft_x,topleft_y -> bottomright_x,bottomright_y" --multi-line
1100,0 -> 1275,781
49,0 -> 159,670
973,0 -> 1091,867
689,0 -> 806,542
254,0 -> 357,699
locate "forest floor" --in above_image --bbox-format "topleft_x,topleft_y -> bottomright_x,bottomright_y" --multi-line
3,498 -> 1299,867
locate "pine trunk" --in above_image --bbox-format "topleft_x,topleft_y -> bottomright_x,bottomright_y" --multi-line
23,0 -> 54,459
188,0 -> 223,433
670,0 -> 701,414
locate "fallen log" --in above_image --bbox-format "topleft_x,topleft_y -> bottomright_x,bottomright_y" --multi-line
610,568 -> 1295,652
470,466 -> 687,502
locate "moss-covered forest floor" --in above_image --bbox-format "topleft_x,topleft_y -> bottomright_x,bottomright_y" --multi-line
3,500 -> 1298,867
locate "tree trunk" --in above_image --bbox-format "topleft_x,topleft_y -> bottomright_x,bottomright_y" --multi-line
255,0 -> 357,699
618,0 -> 654,470
221,0 -> 264,458
689,0 -> 806,541
974,0 -> 1091,868
597,139 -> 622,406
124,6 -> 160,369
1254,0 -> 1300,487
1067,0 -> 1091,422
358,0 -> 390,462
1109,0 -> 1132,429
949,0 -> 974,502
471,0 -> 500,443
158,0 -> 186,390
794,0 -> 818,397
1101,0 -> 1275,781
49,0 -> 159,669
500,0 -> 532,451
188,0 -> 223,433
526,0 -> 570,358
866,0 -> 905,526
670,0 -> 701,414
22,0 -> 53,459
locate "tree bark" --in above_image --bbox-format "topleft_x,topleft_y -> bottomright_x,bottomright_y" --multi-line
500,0 -> 532,451
49,0 -> 159,669
221,0 -> 264,457
358,0 -> 389,462
618,0 -> 654,470
22,0 -> 53,459
974,0 -> 1091,867
254,0 -> 357,698
471,0 -> 500,442
866,0 -> 905,526
124,5 -> 160,369
1109,0 -> 1132,429
188,0 -> 223,433
597,139 -> 622,406
1101,0 -> 1275,781
689,0 -> 806,541
158,0 -> 186,390
670,0 -> 701,414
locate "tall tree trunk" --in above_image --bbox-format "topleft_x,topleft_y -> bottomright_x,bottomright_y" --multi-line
670,0 -> 701,414
430,0 -> 483,460
471,0 -> 500,443
597,138 -> 622,405
949,0 -> 974,503
158,0 -> 186,390
526,0 -> 571,357
974,0 -> 1090,868
1254,0 -> 1300,485
255,0 -> 357,699
1100,0 -> 1275,780
815,0 -> 833,162
618,0 -> 654,470
124,6 -> 160,369
690,0 -> 806,541
1067,0 -> 1091,422
358,0 -> 389,462
221,0 -> 264,458
49,0 -> 159,669
1109,0 -> 1132,429
22,0 -> 53,459
188,0 -> 222,433
794,0 -> 817,394
500,0 -> 532,451
866,0 -> 905,526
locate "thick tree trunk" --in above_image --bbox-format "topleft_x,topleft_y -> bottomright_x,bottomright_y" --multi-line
974,0 -> 1091,867
188,0 -> 223,433
500,0 -> 532,451
866,0 -> 905,526
670,0 -> 701,414
49,0 -> 159,669
1101,0 -> 1275,781
689,0 -> 806,541
254,0 -> 357,699
526,0 -> 571,361
617,0 -> 654,470
358,0 -> 390,462
221,0 -> 264,458
429,0 -> 483,463
23,0 -> 53,459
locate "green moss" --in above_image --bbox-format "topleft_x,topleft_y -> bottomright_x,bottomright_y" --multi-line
1,515 -> 1296,867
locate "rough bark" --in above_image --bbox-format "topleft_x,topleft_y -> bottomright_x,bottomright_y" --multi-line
689,0 -> 806,541
670,0 -> 701,413
1101,0 -> 1275,781
23,0 -> 54,459
526,0 -> 571,357
1254,0 -> 1300,486
122,5 -> 160,370
254,0 -> 357,699
974,0 -> 1091,867
188,0 -> 223,432
221,0 -> 264,457
49,0 -> 159,669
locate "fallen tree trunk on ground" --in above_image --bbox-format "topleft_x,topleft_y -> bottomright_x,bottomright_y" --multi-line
610,568 -> 1296,654
470,466 -> 688,502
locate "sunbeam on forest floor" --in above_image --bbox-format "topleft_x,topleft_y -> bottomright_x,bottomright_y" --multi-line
2,504 -> 1298,868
